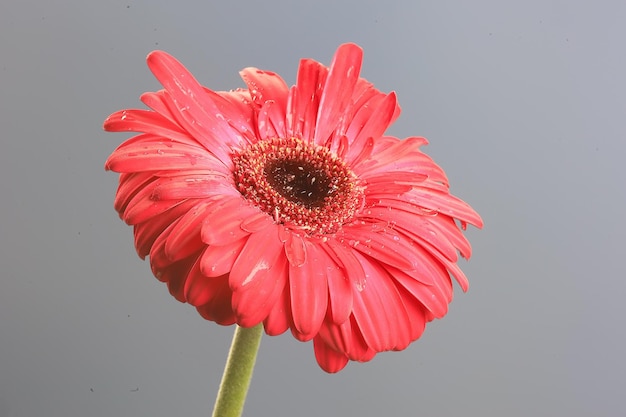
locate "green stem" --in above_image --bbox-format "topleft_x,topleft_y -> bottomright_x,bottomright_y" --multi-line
211,324 -> 263,417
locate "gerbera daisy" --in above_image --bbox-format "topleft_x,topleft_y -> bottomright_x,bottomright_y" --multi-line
104,43 -> 483,373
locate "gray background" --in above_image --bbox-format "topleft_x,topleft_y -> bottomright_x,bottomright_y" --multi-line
1,1 -> 625,416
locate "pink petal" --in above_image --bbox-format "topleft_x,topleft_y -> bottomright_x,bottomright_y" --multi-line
387,265 -> 451,318
313,43 -> 363,146
359,205 -> 458,262
322,250 -> 353,325
164,200 -> 212,262
103,109 -> 187,141
195,275 -> 236,325
287,59 -> 327,142
350,253 -> 412,352
140,91 -> 176,122
146,174 -> 236,201
263,283 -> 292,336
114,172 -> 156,215
240,211 -> 274,233
206,89 -> 257,144
345,136 -> 374,168
146,51 -> 243,164
289,240 -> 329,339
229,227 -> 284,290
407,188 -> 484,228
256,100 -> 286,139
284,232 -> 307,267
200,237 -> 248,278
313,336 -> 349,373
240,67 -> 289,109
200,197 -> 259,245
123,184 -> 188,225
317,316 -> 375,362
183,256 -> 215,306
106,133 -> 228,174
340,225 -> 420,271
133,200 -> 199,259
233,253 -> 288,327
325,238 -> 367,292
344,92 -> 397,159
394,284 -> 428,345
415,238 -> 471,292
352,136 -> 428,174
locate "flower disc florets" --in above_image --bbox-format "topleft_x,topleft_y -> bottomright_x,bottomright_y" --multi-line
233,137 -> 363,236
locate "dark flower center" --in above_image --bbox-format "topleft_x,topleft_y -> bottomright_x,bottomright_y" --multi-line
264,159 -> 332,209
232,137 -> 363,235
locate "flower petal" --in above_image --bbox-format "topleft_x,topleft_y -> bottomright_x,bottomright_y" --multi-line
195,275 -> 237,325
200,237 -> 248,278
240,67 -> 289,110
314,43 -> 363,146
146,51 -> 243,163
263,283 -> 292,336
103,109 -> 186,141
287,59 -> 327,142
229,227 -> 284,290
387,265 -> 451,318
345,92 -> 397,160
256,100 -> 286,140
322,253 -> 353,325
200,197 -> 259,245
232,252 -> 288,327
340,225 -> 420,271
164,200 -> 212,262
289,240 -> 328,339
351,253 -> 412,352
105,133 -> 228,174
134,200 -> 199,259
313,335 -> 349,373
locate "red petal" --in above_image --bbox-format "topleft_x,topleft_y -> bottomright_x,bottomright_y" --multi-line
239,67 -> 289,110
229,227 -> 284,290
199,237 -> 247,278
114,172 -> 155,215
256,100 -> 286,139
395,284 -> 428,343
195,275 -> 236,325
322,247 -> 353,325
106,133 -> 228,174
340,226 -> 420,271
287,59 -> 327,142
284,232 -> 307,267
387,265 -> 451,318
232,253 -> 288,327
133,200 -> 198,259
146,51 -> 242,163
325,238 -> 367,292
103,109 -> 186,140
313,336 -> 349,373
123,184 -> 188,225
289,240 -> 329,339
359,205 -> 458,263
314,43 -> 363,146
350,253 -> 412,352
263,282 -> 292,336
408,188 -> 484,228
345,92 -> 397,159
200,197 -> 258,245
183,256 -> 215,306
317,316 -> 375,361
164,200 -> 212,262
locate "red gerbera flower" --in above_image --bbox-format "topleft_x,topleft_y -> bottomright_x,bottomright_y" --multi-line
104,43 -> 483,373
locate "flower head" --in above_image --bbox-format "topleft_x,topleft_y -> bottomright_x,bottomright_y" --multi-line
104,44 -> 483,372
